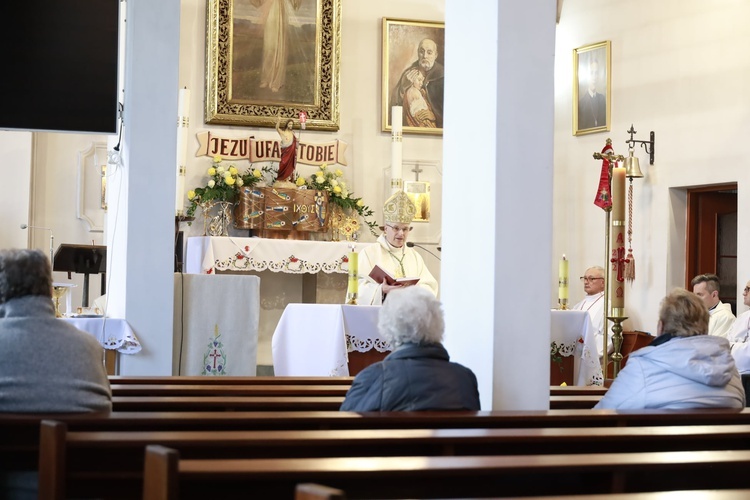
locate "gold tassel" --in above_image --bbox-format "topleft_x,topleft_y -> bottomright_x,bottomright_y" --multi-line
624,249 -> 635,282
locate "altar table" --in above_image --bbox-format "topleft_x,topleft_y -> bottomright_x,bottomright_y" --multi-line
185,237 -> 375,367
186,236 -> 372,275
272,304 -> 391,376
62,318 -> 142,354
550,310 -> 604,386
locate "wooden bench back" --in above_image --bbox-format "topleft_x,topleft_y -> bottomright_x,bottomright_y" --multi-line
141,446 -> 750,499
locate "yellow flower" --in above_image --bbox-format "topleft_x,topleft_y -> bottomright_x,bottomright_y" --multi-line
253,169 -> 262,178
213,155 -> 222,163
187,190 -> 196,200
335,169 -> 343,177
296,177 -> 306,186
319,163 -> 327,171
333,185 -> 342,194
207,167 -> 216,176
316,175 -> 325,184
228,166 -> 238,175
224,174 -> 236,185
356,199 -> 364,207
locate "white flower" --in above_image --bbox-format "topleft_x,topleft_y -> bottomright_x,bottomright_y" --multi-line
208,180 -> 215,188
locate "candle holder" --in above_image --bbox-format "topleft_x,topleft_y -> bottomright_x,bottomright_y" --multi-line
557,298 -> 568,310
607,314 -> 628,378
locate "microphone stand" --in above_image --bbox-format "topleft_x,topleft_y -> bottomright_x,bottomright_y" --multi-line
406,242 -> 441,261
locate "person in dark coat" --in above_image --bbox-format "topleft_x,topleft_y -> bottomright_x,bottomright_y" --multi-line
340,287 -> 480,411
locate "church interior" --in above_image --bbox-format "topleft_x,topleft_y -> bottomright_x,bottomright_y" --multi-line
2,0 -> 750,409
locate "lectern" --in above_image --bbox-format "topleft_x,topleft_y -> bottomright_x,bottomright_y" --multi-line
53,244 -> 107,307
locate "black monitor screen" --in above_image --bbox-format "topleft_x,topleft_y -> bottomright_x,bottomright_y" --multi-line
0,1 -> 120,134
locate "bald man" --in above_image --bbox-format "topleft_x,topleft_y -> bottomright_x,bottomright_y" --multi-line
390,38 -> 444,128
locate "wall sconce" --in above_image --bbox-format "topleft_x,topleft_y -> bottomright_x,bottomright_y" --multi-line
624,125 -> 655,178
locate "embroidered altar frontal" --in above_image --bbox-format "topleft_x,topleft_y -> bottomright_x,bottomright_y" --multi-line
235,186 -> 329,238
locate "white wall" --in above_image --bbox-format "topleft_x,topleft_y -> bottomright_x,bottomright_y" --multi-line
553,0 -> 750,331
0,132 -> 32,250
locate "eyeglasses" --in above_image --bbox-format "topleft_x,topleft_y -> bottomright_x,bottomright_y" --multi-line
744,287 -> 750,293
580,276 -> 604,282
386,224 -> 412,234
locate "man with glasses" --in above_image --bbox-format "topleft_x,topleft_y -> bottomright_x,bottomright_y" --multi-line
726,280 -> 750,374
691,273 -> 735,339
357,191 -> 438,305
572,266 -> 610,358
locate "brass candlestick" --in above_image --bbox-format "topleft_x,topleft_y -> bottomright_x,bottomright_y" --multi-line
607,314 -> 628,378
558,298 -> 568,310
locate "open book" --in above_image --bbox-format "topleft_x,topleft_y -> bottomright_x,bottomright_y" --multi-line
368,264 -> 420,287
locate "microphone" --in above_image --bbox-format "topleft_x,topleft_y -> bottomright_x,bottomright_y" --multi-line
406,241 -> 441,261
20,224 -> 55,264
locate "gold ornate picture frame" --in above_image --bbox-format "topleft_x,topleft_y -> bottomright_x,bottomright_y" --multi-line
573,40 -> 611,136
382,18 -> 445,136
206,0 -> 341,131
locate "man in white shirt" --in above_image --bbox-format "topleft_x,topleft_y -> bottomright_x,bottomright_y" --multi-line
728,280 -> 750,373
691,273 -> 735,339
572,265 -> 610,358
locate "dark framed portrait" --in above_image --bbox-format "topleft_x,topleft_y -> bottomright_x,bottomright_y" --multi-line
205,0 -> 341,131
573,40 -> 611,136
382,18 -> 445,136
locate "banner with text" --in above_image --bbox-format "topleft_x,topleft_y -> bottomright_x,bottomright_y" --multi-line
195,131 -> 348,166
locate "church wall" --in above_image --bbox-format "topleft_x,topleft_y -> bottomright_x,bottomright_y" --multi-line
0,132 -> 32,251
553,0 -> 750,333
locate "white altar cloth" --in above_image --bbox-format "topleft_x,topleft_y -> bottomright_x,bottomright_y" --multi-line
272,304 -> 390,376
62,318 -> 142,354
550,310 -> 604,386
186,236 -> 372,275
173,273 -> 260,376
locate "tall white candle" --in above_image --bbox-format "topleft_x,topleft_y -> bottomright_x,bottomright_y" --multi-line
391,105 -> 403,190
176,87 -> 190,215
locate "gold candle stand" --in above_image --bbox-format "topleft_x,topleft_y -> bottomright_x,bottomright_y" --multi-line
607,313 -> 628,378
557,298 -> 568,310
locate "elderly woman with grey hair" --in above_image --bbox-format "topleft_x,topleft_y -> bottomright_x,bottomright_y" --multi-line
0,248 -> 111,413
595,288 -> 745,409
340,287 -> 480,411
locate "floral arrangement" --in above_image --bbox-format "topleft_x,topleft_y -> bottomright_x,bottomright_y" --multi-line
302,163 -> 377,235
186,156 -> 272,218
186,158 -> 376,236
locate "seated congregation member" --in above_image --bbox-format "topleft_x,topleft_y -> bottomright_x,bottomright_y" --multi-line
691,273 -> 735,338
0,249 -> 112,413
357,190 -> 438,305
340,287 -> 480,411
727,279 -> 750,374
595,288 -> 744,409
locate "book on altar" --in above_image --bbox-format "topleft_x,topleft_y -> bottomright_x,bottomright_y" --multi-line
368,264 -> 420,287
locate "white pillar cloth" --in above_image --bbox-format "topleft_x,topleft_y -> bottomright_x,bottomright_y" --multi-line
172,273 -> 260,376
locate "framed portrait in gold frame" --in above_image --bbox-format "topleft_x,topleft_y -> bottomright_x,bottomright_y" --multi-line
205,0 -> 341,131
382,18 -> 444,136
573,40 -> 611,136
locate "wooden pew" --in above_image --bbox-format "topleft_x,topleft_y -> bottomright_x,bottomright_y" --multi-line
109,376 -> 355,385
111,383 -> 604,397
38,420 -> 750,499
6,408 -> 750,477
111,394 -> 601,412
111,396 -> 346,412
141,446 -> 750,499
110,384 -> 352,397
